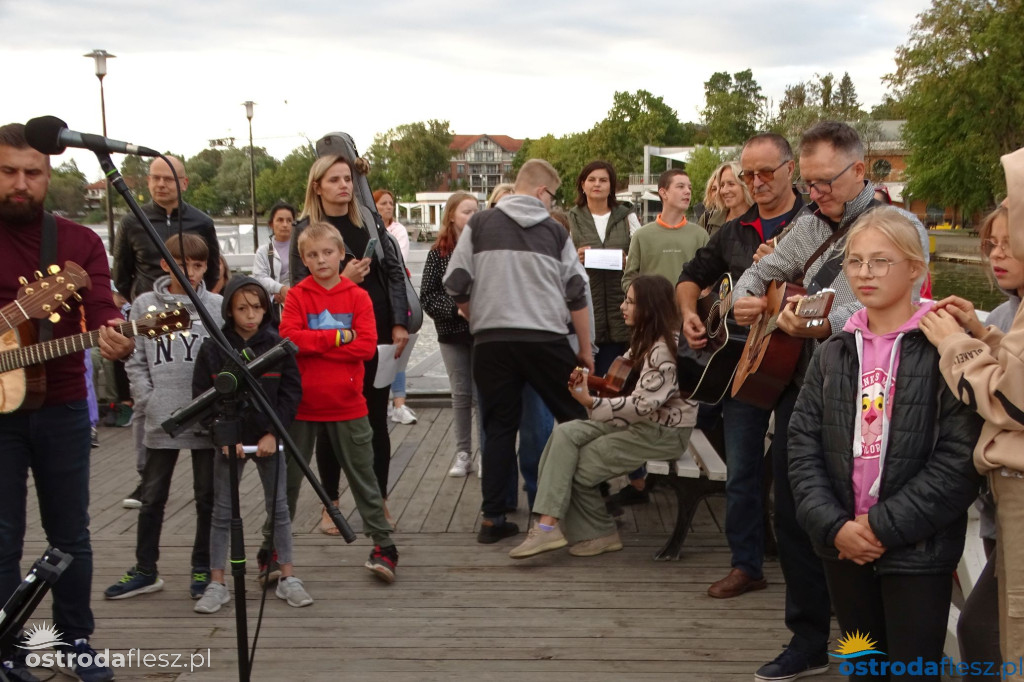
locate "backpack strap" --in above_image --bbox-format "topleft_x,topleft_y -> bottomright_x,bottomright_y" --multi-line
267,242 -> 276,280
37,212 -> 58,343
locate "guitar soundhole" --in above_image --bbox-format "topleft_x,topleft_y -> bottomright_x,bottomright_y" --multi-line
706,306 -> 721,338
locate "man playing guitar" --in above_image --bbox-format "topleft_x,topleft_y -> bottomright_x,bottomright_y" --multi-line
0,122 -> 132,682
677,133 -> 806,609
732,121 -> 929,682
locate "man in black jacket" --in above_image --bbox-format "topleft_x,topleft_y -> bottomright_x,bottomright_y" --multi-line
676,134 -> 805,606
112,155 -> 220,301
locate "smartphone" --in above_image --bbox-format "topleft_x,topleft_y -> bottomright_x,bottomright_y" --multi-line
363,237 -> 378,260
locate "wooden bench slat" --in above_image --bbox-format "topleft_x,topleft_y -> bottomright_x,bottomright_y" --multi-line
689,429 -> 727,482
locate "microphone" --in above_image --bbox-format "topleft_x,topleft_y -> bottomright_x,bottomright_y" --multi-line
24,115 -> 160,157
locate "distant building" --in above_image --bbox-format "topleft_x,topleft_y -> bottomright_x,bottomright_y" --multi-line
443,134 -> 523,195
85,177 -> 140,211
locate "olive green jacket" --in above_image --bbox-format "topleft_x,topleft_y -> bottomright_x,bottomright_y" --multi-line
568,203 -> 635,344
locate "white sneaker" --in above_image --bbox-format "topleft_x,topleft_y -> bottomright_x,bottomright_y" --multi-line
276,576 -> 313,607
193,582 -> 230,614
448,451 -> 472,477
391,405 -> 418,424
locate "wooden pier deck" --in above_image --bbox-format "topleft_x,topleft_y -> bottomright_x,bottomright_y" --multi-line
21,407 -> 844,681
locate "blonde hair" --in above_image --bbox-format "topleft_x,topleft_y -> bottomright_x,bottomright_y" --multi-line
844,207 -> 926,265
487,183 -> 514,208
299,155 -> 363,227
297,221 -> 346,255
714,162 -> 754,209
978,205 -> 1009,258
702,171 -> 723,211
514,159 -> 560,194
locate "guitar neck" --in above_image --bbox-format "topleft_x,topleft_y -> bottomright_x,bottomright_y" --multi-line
0,300 -> 31,334
0,321 -> 134,373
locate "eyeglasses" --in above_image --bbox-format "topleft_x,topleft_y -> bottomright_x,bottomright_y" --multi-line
843,257 -> 905,277
795,162 -> 855,195
148,174 -> 181,185
982,238 -> 1012,257
738,160 -> 790,186
543,187 -> 557,201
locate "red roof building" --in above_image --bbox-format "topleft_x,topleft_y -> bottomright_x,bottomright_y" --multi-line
443,134 -> 523,194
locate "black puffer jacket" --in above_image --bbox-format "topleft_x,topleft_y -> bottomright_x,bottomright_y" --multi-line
678,191 -> 805,288
789,330 -> 982,575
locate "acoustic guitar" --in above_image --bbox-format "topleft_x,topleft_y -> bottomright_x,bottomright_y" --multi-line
586,356 -> 635,397
676,274 -> 747,404
0,262 -> 90,334
730,282 -> 835,410
0,304 -> 193,413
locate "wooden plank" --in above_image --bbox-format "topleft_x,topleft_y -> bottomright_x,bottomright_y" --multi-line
689,429 -> 727,482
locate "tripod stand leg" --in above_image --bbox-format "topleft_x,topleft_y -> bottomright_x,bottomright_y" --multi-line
227,451 -> 250,682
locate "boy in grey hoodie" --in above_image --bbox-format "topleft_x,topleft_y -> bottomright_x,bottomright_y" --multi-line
444,159 -> 592,543
105,233 -> 224,601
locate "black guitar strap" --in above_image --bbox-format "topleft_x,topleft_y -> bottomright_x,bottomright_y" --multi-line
267,242 -> 276,280
37,212 -> 58,343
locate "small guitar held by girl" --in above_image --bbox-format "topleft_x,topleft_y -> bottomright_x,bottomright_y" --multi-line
508,275 -> 698,560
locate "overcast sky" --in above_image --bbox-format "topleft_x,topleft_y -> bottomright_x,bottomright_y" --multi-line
2,0 -> 931,180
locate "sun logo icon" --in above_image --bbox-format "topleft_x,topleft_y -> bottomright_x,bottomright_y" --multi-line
18,621 -> 70,650
830,630 -> 886,659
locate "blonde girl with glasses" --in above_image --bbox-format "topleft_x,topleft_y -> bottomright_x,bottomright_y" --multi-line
789,206 -> 982,679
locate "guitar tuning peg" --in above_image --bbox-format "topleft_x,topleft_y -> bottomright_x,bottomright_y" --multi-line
47,264 -> 60,275
18,276 -> 28,285
34,270 -> 43,280
181,331 -> 190,337
61,303 -> 71,312
147,330 -> 156,338
54,293 -> 63,302
48,313 -> 60,323
168,333 -> 175,341
42,304 -> 51,312
72,292 -> 82,302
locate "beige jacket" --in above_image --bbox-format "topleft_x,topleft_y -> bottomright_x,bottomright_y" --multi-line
938,303 -> 1024,473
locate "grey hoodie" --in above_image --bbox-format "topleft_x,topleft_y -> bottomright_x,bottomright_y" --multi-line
443,194 -> 588,344
126,275 -> 223,450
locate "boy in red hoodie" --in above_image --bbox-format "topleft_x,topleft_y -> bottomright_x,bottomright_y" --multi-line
279,222 -> 398,582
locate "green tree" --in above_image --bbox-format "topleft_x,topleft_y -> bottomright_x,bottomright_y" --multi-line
683,146 -> 728,208
835,72 -> 862,119
701,70 -> 766,144
885,0 -> 1024,218
365,120 -> 453,199
256,143 -> 316,212
512,132 -> 591,204
119,155 -> 151,204
587,89 -> 690,176
870,95 -> 906,120
45,160 -> 87,215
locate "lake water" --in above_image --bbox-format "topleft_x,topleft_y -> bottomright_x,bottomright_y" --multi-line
930,260 -> 1009,312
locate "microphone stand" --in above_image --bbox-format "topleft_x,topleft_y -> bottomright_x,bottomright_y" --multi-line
95,152 -> 355,682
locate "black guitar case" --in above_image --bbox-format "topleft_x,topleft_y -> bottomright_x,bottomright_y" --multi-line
315,132 -> 423,334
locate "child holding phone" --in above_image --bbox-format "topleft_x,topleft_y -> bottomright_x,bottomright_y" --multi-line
789,207 -> 981,678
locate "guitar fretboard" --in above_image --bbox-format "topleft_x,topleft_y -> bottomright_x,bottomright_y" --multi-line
0,321 -> 135,374
0,301 -> 31,335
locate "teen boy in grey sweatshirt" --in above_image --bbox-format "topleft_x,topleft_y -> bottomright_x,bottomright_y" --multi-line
443,159 -> 592,543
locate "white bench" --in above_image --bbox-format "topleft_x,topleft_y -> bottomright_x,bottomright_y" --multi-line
646,427 -> 729,560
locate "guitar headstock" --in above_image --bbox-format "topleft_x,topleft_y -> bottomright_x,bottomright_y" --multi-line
15,262 -> 91,323
794,289 -> 836,319
137,303 -> 194,339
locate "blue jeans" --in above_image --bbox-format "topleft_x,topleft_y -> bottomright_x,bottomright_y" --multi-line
391,371 -> 407,399
516,384 -> 554,510
0,400 -> 95,641
722,396 -> 772,581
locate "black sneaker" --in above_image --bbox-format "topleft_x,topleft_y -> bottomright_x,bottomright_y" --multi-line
364,545 -> 399,583
70,639 -> 115,682
257,548 -> 282,586
477,520 -> 520,544
607,484 -> 649,506
754,647 -> 829,681
190,568 -> 211,599
2,648 -> 40,682
104,566 -> 164,599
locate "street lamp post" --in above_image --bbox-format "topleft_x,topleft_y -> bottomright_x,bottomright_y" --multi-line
85,49 -> 116,247
243,101 -> 258,252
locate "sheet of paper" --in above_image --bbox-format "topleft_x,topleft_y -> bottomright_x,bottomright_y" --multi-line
584,248 -> 624,271
374,332 -> 418,389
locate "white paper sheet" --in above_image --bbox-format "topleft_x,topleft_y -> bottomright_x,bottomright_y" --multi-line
584,248 -> 624,271
373,332 -> 418,388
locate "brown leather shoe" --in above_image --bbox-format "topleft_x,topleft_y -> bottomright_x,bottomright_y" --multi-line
707,568 -> 767,599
